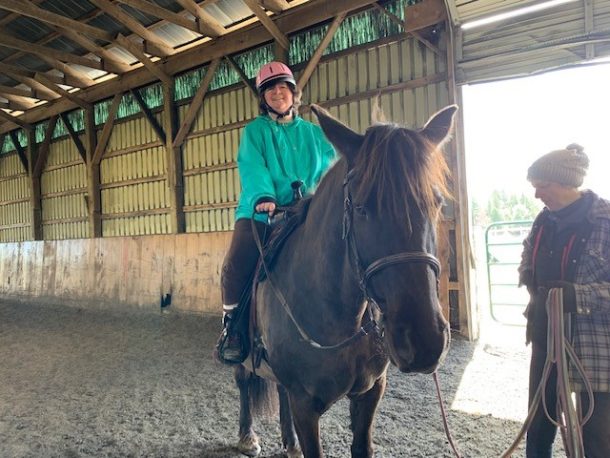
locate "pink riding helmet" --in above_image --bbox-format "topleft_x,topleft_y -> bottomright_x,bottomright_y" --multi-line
255,61 -> 296,94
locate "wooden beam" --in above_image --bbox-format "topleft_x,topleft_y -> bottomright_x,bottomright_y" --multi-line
243,0 -> 290,50
0,109 -> 32,130
0,0 -> 383,134
0,0 -> 114,42
130,88 -> 166,143
91,0 -> 175,57
0,94 -> 36,112
50,26 -> 132,74
0,85 -> 35,99
259,0 -> 290,14
404,0 -> 446,33
373,2 -> 440,55
92,93 -> 123,165
115,34 -> 172,86
297,12 -> 346,90
59,113 -> 87,164
33,74 -> 92,110
33,115 -> 57,178
117,0 -> 201,35
0,72 -> 59,103
225,56 -> 257,97
176,0 -> 226,37
9,130 -> 29,171
0,62 -> 89,89
173,58 -> 220,148
37,56 -> 98,88
0,0 -> 44,26
0,31 -> 105,71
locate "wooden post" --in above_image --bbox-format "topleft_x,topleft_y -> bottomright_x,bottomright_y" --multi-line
85,108 -> 102,237
26,128 -> 43,240
163,80 -> 185,233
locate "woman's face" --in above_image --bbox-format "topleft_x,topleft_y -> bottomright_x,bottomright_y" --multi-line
531,180 -> 579,211
263,82 -> 294,114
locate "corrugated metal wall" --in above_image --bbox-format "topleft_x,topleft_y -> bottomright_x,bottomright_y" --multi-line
100,113 -> 170,236
0,34 -> 449,240
457,0 -> 610,84
182,87 -> 253,233
302,39 -> 448,129
42,137 -> 89,240
0,154 -> 30,242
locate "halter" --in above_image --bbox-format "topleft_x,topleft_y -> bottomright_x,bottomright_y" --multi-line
342,169 -> 441,309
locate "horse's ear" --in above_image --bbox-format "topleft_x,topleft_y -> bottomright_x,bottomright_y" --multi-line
421,105 -> 458,146
310,104 -> 364,162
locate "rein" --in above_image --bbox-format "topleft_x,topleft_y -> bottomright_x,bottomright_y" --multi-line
251,210 -> 377,351
252,168 -> 441,351
252,168 -> 461,457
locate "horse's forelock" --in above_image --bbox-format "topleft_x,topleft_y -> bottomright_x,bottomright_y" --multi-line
351,123 -> 449,225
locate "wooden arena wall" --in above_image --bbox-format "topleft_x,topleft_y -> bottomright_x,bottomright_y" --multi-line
0,34 -> 461,324
0,232 -> 231,314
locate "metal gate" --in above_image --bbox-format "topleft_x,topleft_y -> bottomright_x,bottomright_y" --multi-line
485,221 -> 533,325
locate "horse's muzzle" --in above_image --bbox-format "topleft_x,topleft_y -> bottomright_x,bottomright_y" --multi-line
389,320 -> 450,374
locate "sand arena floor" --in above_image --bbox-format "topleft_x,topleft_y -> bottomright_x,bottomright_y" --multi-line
0,298 -> 563,457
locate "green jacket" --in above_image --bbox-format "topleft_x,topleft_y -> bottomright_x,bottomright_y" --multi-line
235,114 -> 336,222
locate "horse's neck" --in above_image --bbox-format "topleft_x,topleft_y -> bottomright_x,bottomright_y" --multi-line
291,192 -> 363,309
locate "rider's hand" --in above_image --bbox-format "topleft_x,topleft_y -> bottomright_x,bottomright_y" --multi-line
255,201 -> 276,216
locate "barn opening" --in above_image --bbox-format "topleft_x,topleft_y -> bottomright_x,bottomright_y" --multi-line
462,61 -> 610,334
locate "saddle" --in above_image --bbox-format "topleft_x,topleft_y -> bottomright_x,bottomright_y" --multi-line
217,198 -> 311,366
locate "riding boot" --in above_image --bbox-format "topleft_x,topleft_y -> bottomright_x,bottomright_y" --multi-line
216,305 -> 245,364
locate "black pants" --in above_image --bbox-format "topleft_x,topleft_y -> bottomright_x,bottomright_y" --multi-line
221,218 -> 269,306
526,341 -> 610,457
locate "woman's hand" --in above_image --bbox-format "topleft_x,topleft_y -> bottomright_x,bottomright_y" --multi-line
255,201 -> 276,215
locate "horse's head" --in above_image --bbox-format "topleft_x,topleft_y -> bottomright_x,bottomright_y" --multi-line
311,103 -> 457,374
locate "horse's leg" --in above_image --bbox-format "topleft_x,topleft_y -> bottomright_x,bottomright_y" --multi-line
234,365 -> 261,457
348,375 -> 387,458
277,384 -> 301,457
288,391 -> 323,458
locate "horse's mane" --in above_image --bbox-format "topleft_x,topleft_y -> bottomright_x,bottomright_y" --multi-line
350,122 -> 450,228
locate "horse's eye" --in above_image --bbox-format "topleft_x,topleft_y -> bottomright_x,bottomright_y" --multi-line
355,205 -> 367,217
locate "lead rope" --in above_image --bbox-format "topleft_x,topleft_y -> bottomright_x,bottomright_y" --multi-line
500,288 -> 594,457
433,371 -> 462,457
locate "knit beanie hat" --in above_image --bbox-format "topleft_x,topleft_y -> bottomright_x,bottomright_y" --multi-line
527,143 -> 589,187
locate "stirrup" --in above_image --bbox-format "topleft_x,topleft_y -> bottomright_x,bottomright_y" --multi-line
216,328 -> 248,365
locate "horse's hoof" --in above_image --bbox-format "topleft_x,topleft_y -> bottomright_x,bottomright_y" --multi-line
286,445 -> 303,458
237,433 -> 261,457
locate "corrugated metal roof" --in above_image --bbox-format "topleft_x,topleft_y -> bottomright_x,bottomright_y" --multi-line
2,0 -> 610,126
456,0 -> 610,83
0,0 -> 307,120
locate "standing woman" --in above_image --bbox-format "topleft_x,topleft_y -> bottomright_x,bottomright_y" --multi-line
518,144 -> 610,457
217,61 -> 336,363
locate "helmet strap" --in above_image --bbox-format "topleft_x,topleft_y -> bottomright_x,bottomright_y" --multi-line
265,103 -> 294,120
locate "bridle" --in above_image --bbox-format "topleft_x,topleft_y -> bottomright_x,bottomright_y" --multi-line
255,167 -> 441,351
342,169 -> 463,458
342,168 -> 441,311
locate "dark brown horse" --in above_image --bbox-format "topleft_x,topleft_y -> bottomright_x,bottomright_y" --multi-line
233,104 -> 457,458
